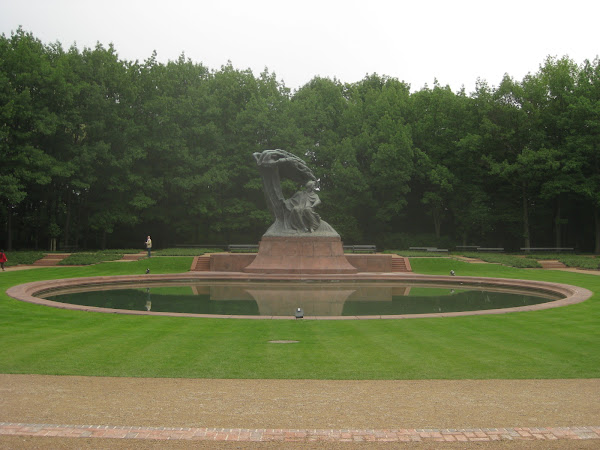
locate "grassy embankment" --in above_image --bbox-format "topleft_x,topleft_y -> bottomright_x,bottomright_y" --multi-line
0,254 -> 598,380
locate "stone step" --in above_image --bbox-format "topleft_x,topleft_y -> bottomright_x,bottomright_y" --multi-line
33,260 -> 63,266
192,256 -> 211,272
392,260 -> 406,270
391,257 -> 411,272
33,254 -> 71,266
539,260 -> 567,269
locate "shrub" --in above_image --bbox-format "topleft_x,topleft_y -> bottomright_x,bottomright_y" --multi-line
460,252 -> 541,268
377,233 -> 455,251
384,250 -> 450,258
523,253 -> 570,260
558,256 -> 599,270
59,252 -> 124,265
153,248 -> 225,256
2,251 -> 45,266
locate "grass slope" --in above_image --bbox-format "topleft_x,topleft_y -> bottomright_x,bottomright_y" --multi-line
0,257 -> 598,379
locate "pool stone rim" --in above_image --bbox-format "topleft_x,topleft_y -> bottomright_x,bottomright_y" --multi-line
5,271 -> 592,320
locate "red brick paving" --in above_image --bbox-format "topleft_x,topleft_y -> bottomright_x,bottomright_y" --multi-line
1,423 -> 598,443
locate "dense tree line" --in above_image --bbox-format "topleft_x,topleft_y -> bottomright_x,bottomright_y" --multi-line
1,29 -> 599,251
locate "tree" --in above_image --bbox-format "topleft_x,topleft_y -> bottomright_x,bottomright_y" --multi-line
4,28 -> 600,251
565,58 -> 600,251
535,56 -> 579,248
410,82 -> 463,238
349,75 -> 414,235
0,28 -> 65,249
290,77 -> 363,240
477,73 -> 554,249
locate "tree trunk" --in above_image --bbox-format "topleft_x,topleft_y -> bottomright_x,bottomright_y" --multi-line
63,190 -> 71,248
554,196 -> 561,248
522,183 -> 530,249
433,207 -> 442,238
595,207 -> 600,254
7,210 -> 13,251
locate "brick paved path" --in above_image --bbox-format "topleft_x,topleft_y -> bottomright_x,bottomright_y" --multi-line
1,423 -> 598,443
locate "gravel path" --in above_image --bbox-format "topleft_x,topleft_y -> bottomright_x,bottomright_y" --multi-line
1,375 -> 599,448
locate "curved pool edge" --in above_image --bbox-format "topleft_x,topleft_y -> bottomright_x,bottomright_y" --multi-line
5,271 -> 593,320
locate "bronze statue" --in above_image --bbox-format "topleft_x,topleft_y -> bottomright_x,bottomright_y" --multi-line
253,149 -> 338,237
286,180 -> 321,232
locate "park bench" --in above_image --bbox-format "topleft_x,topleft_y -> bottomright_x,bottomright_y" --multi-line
344,245 -> 377,253
351,245 -> 377,253
228,244 -> 259,252
409,247 -> 448,253
455,246 -> 480,251
520,247 -> 574,253
477,247 -> 504,252
175,244 -> 227,250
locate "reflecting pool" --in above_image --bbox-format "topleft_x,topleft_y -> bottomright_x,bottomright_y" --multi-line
42,280 -> 563,317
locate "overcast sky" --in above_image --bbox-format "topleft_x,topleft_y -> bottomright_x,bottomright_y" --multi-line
2,0 -> 599,93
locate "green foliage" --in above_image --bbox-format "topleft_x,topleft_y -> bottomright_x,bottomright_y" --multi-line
228,247 -> 258,253
387,250 -> 586,270
520,253 -> 600,270
383,250 -> 450,257
522,253 -> 571,260
377,232 -> 455,251
153,248 -> 225,256
58,252 -> 124,265
97,248 -> 141,254
1,28 -> 600,253
559,256 -> 600,270
461,252 -> 542,268
1,251 -> 45,266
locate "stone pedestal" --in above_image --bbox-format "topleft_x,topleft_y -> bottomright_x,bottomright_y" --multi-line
345,254 -> 393,272
243,236 -> 358,274
210,253 -> 257,272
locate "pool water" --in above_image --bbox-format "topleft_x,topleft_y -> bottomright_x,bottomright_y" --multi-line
43,281 -> 563,317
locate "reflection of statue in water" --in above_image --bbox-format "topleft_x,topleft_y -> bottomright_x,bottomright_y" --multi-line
252,149 -> 339,237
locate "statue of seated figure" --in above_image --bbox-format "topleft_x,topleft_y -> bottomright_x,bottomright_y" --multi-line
253,149 -> 339,237
286,180 -> 321,232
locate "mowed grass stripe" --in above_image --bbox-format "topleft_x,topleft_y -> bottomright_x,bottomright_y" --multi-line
0,256 -> 598,379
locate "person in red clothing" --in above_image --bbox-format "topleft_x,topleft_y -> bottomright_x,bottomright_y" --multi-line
0,250 -> 7,271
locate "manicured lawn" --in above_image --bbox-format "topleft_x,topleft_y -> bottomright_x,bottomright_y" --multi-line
0,257 -> 598,379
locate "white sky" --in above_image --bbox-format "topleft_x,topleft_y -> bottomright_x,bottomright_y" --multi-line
1,0 -> 599,93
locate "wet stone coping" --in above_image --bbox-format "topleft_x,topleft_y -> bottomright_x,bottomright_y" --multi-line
5,272 -> 592,320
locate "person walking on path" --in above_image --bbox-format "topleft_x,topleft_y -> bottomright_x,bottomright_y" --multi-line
145,236 -> 152,258
0,250 -> 7,271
